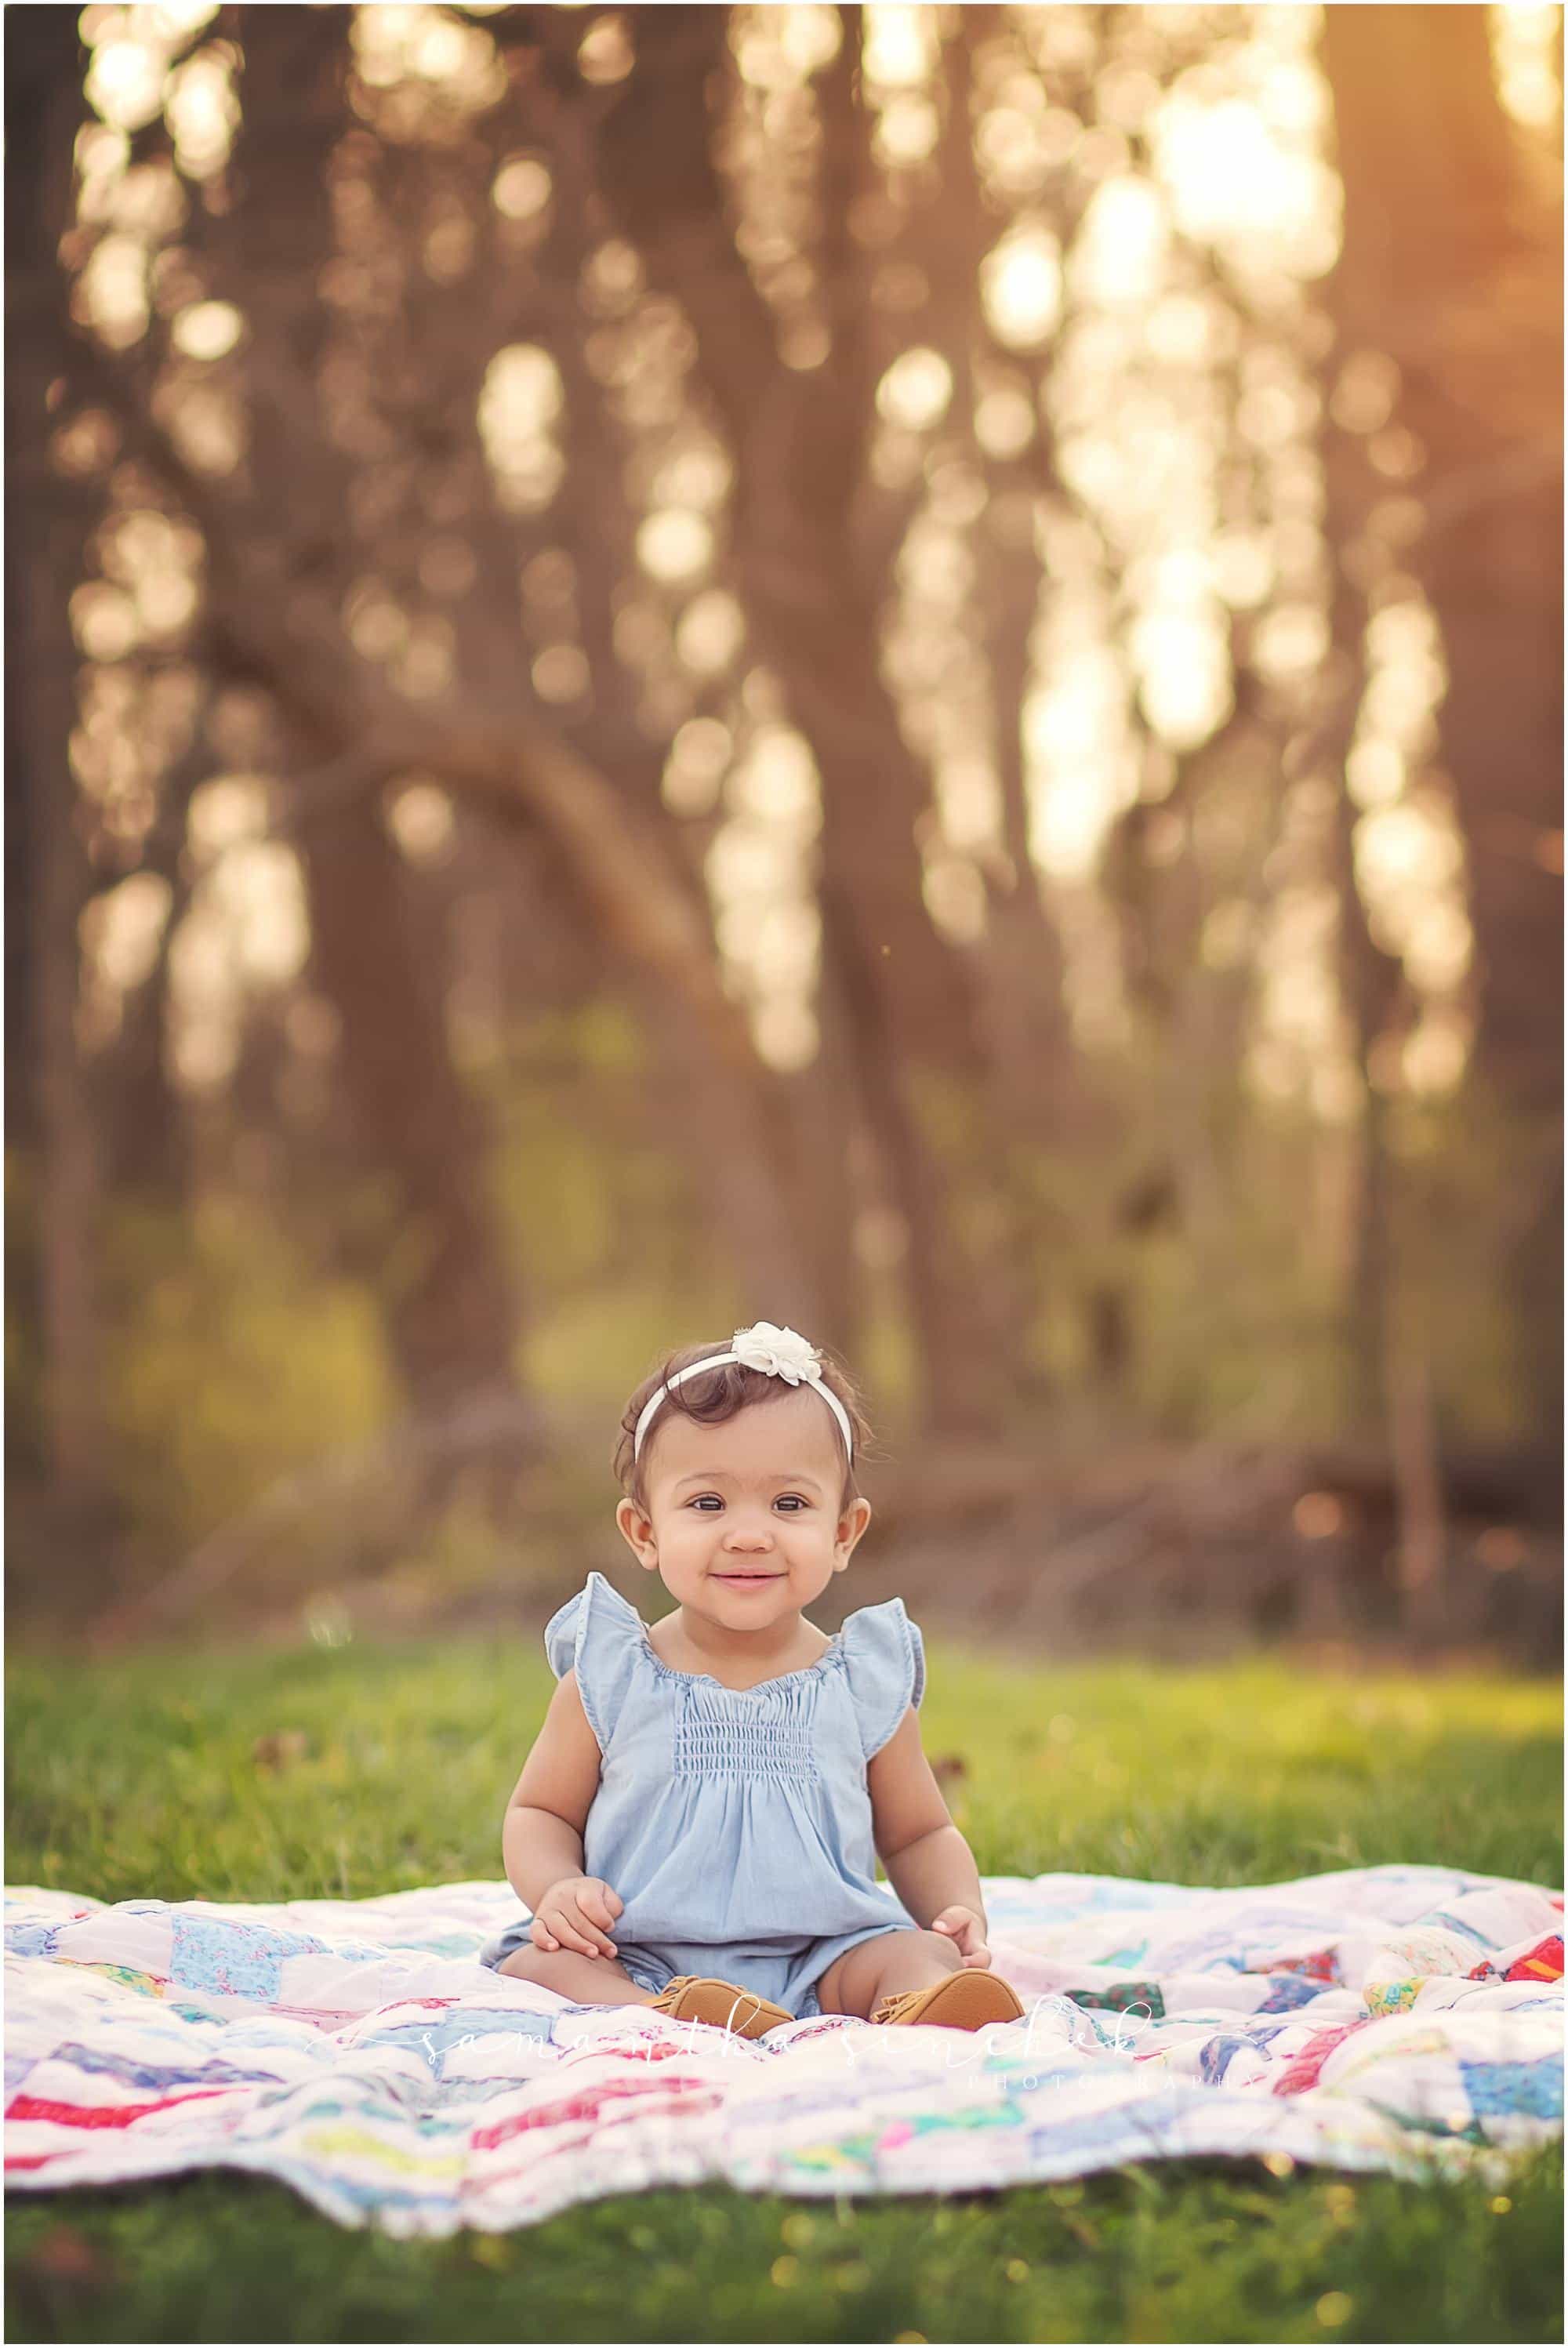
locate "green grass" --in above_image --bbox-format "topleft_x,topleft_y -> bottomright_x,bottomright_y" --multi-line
5,1635 -> 1562,2343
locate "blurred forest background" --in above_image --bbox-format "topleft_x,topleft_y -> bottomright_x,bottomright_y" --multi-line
5,2 -> 1563,1664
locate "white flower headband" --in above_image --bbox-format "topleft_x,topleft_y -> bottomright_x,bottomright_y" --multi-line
631,1322 -> 855,1464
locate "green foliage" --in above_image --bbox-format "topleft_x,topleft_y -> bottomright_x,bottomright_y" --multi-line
485,1007 -> 717,1291
901,1003 -> 1554,1448
5,1642 -> 1560,2343
100,1199 -> 396,1561
1386,1083 -> 1559,1443
481,1003 -> 742,1406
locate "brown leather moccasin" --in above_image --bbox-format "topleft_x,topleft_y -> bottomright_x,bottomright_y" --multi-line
873,1973 -> 1025,2030
648,1976 -> 793,2038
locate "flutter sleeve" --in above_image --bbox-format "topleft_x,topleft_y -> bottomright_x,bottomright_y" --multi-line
543,1571 -> 645,1755
839,1597 -> 927,1761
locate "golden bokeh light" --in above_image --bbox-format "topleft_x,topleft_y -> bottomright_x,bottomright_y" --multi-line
1025,627 -> 1136,882
982,223 -> 1063,349
1069,176 -> 1169,309
662,716 -> 734,818
532,643 -> 591,705
169,835 -> 310,1091
492,155 -> 552,221
973,386 -> 1036,461
164,45 -> 239,180
1490,0 -> 1563,127
706,722 -> 822,1070
477,343 -> 565,514
676,590 -> 746,678
171,299 -> 243,361
861,4 -> 935,91
876,347 -> 953,433
387,782 -> 457,866
579,14 -> 633,85
353,2 -> 503,99
637,509 -> 714,584
84,35 -> 169,131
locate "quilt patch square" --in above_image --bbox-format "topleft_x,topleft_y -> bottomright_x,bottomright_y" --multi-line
169,1914 -> 325,2000
1459,2057 -> 1563,2121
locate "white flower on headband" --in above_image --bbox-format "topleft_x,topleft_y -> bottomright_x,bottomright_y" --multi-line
730,1321 -> 820,1384
631,1320 -> 852,1461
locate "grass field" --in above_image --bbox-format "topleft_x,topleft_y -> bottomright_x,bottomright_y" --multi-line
5,1632 -> 1563,2344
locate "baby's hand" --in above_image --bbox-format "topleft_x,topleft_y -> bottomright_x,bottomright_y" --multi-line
931,1904 -> 992,1969
531,1875 -> 623,1959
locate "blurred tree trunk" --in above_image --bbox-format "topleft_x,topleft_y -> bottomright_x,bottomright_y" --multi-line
100,924 -> 188,1203
97,776 -> 196,1204
209,9 -> 532,1482
601,5 -> 1011,1429
296,795 -> 526,1454
1314,454 -> 1404,1434
784,955 -> 865,1366
933,9 -> 1101,1394
5,12 -> 108,1514
1322,3 -> 1564,1445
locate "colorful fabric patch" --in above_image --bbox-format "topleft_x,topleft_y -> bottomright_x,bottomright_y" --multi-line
1256,1973 -> 1327,2014
4,2049 -> 40,2102
1270,2021 -> 1367,2098
1366,1978 -> 1422,2017
169,1915 -> 325,2001
1067,1980 -> 1167,2021
1200,2034 -> 1255,2085
1459,2059 -> 1563,2121
1506,1936 -> 1563,1983
1258,1947 -> 1341,1983
4,1919 -> 66,1961
53,1961 -> 166,1999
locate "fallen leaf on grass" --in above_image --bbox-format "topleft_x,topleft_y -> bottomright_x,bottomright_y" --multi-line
252,1730 -> 311,1772
25,2225 -> 115,2294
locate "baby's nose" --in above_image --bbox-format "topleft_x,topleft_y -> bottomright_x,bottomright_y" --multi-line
722,1517 -> 775,1551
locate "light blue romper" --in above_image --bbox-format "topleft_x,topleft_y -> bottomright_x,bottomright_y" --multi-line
481,1570 -> 927,2016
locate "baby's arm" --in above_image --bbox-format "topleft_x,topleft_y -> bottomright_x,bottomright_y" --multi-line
501,1670 -> 622,1958
867,1707 -> 992,1967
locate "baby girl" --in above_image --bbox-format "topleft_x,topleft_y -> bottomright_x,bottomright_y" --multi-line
481,1323 -> 1025,2038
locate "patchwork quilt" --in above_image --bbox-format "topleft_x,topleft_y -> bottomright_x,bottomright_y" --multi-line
5,1866 -> 1561,2235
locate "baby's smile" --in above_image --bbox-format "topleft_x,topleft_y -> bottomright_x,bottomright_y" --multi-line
614,1386 -> 875,1668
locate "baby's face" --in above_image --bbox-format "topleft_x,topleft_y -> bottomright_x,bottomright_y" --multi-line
616,1389 -> 870,1630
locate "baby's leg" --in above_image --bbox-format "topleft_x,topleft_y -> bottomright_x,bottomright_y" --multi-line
494,1943 -> 659,2006
815,1929 -> 961,2020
